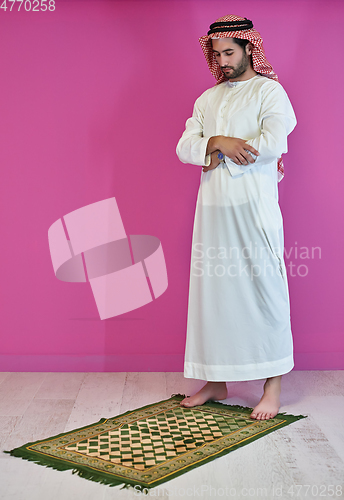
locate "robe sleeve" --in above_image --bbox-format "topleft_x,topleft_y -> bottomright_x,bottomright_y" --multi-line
224,82 -> 297,177
176,91 -> 210,166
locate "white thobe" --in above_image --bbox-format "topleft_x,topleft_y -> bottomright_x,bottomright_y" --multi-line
176,74 -> 297,381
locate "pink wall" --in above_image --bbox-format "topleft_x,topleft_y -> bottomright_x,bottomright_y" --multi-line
0,0 -> 343,372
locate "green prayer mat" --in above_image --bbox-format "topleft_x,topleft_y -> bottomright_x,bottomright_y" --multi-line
4,394 -> 307,491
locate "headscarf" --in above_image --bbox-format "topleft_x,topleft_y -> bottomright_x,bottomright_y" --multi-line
199,15 -> 285,182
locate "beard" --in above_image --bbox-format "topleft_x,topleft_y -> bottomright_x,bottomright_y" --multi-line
222,51 -> 250,79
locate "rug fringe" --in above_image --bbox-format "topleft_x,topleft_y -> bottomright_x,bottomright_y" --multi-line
275,411 -> 308,419
171,393 -> 187,399
3,448 -> 140,490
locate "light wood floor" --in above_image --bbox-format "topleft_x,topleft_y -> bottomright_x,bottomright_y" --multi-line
0,371 -> 343,499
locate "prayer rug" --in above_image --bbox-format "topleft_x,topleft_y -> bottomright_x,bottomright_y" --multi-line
4,394 -> 307,491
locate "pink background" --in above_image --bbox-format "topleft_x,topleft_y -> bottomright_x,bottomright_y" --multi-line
0,0 -> 343,372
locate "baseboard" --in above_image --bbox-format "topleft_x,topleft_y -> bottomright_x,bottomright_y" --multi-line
0,354 -> 184,372
0,352 -> 343,372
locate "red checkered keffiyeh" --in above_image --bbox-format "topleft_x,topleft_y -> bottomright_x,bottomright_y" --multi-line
199,15 -> 285,181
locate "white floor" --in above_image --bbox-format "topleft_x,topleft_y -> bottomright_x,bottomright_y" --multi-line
0,371 -> 343,500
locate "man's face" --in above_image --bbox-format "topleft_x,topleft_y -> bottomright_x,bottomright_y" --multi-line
211,38 -> 251,81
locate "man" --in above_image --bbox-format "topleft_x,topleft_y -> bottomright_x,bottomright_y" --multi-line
176,15 -> 297,420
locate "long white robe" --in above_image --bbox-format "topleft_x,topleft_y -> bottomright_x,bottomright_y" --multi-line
176,74 -> 297,382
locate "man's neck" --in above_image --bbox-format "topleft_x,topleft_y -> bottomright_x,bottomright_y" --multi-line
229,69 -> 258,82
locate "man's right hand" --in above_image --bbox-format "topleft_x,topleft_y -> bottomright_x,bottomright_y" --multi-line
206,136 -> 260,166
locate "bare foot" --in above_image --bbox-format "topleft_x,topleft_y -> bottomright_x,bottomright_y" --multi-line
180,382 -> 228,408
250,375 -> 282,420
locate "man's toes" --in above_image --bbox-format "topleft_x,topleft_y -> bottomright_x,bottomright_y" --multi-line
250,410 -> 277,420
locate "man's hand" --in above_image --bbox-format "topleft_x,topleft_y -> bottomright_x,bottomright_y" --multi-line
206,136 -> 260,166
202,150 -> 221,172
